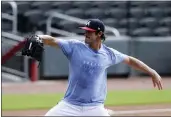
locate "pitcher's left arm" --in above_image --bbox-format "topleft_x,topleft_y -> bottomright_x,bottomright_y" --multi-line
123,56 -> 163,90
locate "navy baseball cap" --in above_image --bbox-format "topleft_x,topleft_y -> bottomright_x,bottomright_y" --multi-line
80,19 -> 105,32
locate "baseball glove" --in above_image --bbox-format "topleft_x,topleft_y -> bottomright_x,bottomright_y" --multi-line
22,35 -> 44,62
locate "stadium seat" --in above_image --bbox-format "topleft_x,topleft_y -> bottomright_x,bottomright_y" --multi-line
151,1 -> 171,8
75,28 -> 85,35
92,1 -> 112,9
159,17 -> 171,27
2,2 -> 13,14
118,28 -> 128,35
2,41 -> 13,56
72,1 -> 92,9
37,20 -> 47,32
139,17 -> 158,29
128,18 -> 140,30
2,1 -> 171,37
17,14 -> 35,33
59,20 -> 79,32
145,1 -> 157,7
131,28 -> 153,36
49,18 -> 62,29
2,19 -> 12,32
130,8 -> 146,19
144,1 -> 169,8
154,27 -> 171,36
102,18 -> 119,28
110,1 -> 128,9
24,10 -> 47,26
119,19 -> 129,28
46,8 -> 64,14
85,8 -> 106,19
147,8 -> 164,18
16,1 -> 31,14
31,1 -> 53,11
163,7 -> 171,16
64,9 -> 85,19
51,1 -> 73,10
130,1 -> 148,8
107,8 -> 127,19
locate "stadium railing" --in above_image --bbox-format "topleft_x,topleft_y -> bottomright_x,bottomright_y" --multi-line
2,1 -> 18,34
46,11 -> 120,37
2,32 -> 38,82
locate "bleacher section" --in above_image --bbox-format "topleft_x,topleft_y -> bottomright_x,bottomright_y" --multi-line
2,1 -> 171,36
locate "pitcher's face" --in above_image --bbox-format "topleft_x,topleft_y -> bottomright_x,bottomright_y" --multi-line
84,31 -> 98,44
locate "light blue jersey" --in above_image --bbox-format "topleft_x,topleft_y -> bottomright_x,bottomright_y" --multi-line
57,39 -> 127,106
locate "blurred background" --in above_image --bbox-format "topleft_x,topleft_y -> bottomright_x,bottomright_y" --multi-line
1,1 -> 171,82
2,1 -> 171,116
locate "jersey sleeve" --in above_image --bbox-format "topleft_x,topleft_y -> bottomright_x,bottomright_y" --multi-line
57,39 -> 77,58
108,47 -> 128,65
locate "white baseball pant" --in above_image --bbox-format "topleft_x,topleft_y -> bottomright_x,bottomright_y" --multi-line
45,100 -> 110,116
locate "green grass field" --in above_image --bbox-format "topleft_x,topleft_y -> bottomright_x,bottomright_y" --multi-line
2,89 -> 171,110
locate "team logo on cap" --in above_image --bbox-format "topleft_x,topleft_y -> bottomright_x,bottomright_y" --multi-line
86,21 -> 91,26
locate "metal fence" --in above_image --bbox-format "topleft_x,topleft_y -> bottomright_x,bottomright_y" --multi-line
2,32 -> 29,82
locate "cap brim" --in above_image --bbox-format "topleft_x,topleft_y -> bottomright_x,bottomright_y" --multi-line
79,27 -> 96,32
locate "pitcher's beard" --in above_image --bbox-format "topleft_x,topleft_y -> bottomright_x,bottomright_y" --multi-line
85,38 -> 92,44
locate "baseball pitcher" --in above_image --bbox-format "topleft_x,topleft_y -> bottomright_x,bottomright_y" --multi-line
22,19 -> 163,116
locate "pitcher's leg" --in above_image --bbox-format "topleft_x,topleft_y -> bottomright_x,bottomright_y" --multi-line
45,101 -> 81,116
82,105 -> 110,116
45,104 -> 61,116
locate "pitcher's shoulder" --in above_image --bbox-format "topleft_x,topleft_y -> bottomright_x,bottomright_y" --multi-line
102,44 -> 123,57
70,39 -> 84,45
102,44 -> 115,53
68,39 -> 87,49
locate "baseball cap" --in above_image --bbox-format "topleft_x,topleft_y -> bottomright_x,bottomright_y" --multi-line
80,19 -> 105,33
